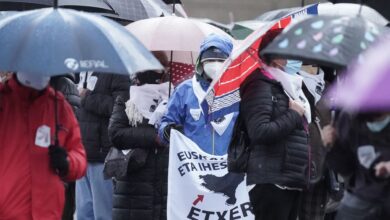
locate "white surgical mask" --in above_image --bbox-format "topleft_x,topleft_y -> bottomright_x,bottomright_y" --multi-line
366,116 -> 390,132
17,72 -> 50,91
203,61 -> 224,80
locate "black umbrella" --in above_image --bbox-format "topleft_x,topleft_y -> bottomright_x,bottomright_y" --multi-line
106,0 -> 173,22
0,0 -> 115,14
161,0 -> 181,3
261,15 -> 388,68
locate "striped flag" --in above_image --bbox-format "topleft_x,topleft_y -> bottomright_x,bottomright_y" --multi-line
204,16 -> 293,118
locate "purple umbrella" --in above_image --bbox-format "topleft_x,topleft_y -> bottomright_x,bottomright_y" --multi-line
328,35 -> 390,112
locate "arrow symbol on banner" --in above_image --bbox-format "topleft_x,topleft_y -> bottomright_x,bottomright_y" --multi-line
192,195 -> 204,206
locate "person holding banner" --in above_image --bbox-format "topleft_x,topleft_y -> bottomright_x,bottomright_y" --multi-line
158,34 -> 236,156
239,28 -> 311,220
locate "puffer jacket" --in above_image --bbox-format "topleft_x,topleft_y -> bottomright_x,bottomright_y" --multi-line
79,73 -> 130,162
240,68 -> 310,188
108,95 -> 168,220
50,74 -> 80,117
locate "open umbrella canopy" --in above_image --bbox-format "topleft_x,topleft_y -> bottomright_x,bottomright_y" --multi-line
0,0 -> 115,14
231,20 -> 268,40
261,15 -> 387,68
329,0 -> 390,21
256,7 -> 300,21
126,16 -> 233,52
126,16 -> 234,86
106,0 -> 174,22
0,8 -> 163,76
327,35 -> 390,112
200,17 -> 292,118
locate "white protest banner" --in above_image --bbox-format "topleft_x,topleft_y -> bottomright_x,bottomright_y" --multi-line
168,130 -> 254,220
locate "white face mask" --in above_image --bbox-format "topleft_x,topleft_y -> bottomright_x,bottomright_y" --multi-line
17,72 -> 50,91
0,75 -> 7,83
366,116 -> 390,132
203,61 -> 224,80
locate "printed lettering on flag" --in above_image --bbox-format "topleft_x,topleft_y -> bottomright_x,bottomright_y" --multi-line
167,130 -> 254,220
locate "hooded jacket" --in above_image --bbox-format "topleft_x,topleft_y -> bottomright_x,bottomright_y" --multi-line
0,77 -> 87,220
158,76 -> 238,155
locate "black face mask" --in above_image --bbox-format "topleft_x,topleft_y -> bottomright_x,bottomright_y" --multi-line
134,71 -> 163,85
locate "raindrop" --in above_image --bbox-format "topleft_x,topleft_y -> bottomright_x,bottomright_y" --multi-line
313,32 -> 323,41
311,20 -> 324,29
329,48 -> 338,56
278,39 -> 289,48
332,34 -> 344,44
297,40 -> 307,49
360,42 -> 367,50
313,44 -> 322,53
294,28 -> 303,36
365,32 -> 375,42
333,26 -> 343,33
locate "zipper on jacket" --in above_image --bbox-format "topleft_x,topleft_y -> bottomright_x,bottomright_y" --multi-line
303,120 -> 311,188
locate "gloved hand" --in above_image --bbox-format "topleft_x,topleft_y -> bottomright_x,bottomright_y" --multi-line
49,145 -> 69,178
163,124 -> 183,143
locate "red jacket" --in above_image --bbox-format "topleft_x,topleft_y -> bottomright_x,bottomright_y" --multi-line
0,78 -> 87,220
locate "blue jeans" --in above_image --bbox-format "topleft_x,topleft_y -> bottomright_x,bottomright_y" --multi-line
76,163 -> 113,220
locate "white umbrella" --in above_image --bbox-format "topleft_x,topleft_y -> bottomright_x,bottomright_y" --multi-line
126,16 -> 234,86
126,16 -> 233,56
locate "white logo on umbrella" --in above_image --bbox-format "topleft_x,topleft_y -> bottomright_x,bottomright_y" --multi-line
65,58 -> 79,71
65,58 -> 109,71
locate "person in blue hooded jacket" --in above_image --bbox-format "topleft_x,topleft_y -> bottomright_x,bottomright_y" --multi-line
158,34 -> 236,156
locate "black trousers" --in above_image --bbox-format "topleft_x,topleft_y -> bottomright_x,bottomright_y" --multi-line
249,184 -> 302,220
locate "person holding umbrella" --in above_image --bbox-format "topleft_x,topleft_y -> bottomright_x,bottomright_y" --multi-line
158,34 -> 236,156
239,28 -> 310,220
0,72 -> 87,219
322,111 -> 390,220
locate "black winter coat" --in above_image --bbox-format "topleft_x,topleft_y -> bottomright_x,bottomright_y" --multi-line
108,95 -> 168,220
302,84 -> 331,183
50,74 -> 80,117
240,68 -> 310,188
79,73 -> 130,162
327,112 -> 390,203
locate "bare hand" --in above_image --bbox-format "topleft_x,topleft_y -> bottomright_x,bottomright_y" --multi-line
374,161 -> 390,178
321,125 -> 337,149
289,100 -> 305,116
